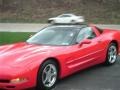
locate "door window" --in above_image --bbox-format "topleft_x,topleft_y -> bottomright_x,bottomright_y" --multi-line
76,27 -> 96,43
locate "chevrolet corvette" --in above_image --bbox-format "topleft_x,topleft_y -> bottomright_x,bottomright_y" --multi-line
0,24 -> 120,90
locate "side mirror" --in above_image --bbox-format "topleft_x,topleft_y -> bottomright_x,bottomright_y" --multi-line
79,39 -> 91,46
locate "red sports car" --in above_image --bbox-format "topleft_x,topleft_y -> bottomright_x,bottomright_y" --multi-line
0,24 -> 120,90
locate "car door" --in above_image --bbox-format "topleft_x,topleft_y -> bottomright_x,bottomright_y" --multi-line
66,27 -> 105,73
58,15 -> 72,23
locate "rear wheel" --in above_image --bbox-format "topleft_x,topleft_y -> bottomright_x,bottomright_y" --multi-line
105,43 -> 118,65
48,20 -> 55,24
50,20 -> 55,24
36,60 -> 58,90
71,20 -> 76,23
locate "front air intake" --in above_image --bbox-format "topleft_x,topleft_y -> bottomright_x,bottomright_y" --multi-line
0,79 -> 10,83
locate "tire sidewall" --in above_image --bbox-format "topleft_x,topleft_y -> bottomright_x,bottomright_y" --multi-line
36,60 -> 58,90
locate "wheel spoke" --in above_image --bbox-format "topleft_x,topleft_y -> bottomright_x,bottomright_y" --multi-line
43,69 -> 48,74
108,45 -> 117,63
48,76 -> 52,83
43,76 -> 48,84
42,63 -> 57,88
45,65 -> 52,74
109,55 -> 112,62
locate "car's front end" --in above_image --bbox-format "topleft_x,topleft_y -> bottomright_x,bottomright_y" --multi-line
0,65 -> 38,90
0,39 -> 69,89
0,43 -> 48,90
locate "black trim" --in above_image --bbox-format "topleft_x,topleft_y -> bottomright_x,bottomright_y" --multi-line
0,79 -> 10,83
96,27 -> 103,34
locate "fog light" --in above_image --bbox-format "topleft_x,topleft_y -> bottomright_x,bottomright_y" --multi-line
10,78 -> 27,83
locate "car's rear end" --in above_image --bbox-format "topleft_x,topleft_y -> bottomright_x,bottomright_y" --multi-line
102,28 -> 120,54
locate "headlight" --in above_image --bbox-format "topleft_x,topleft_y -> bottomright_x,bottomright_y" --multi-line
10,78 -> 27,83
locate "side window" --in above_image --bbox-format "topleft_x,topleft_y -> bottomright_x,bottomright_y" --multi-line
76,27 -> 96,43
59,15 -> 71,18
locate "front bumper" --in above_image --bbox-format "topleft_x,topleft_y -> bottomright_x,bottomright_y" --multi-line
0,67 -> 38,90
0,80 -> 31,90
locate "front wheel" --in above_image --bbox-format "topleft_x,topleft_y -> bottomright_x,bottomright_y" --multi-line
105,43 -> 118,65
36,60 -> 58,90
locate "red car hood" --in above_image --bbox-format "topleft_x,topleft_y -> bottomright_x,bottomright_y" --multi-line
0,42 -> 65,67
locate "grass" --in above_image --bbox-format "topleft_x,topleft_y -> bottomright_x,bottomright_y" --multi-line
0,32 -> 35,45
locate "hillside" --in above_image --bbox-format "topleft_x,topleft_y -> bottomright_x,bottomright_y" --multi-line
0,0 -> 120,23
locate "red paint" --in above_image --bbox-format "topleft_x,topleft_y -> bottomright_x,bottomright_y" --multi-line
0,25 -> 120,89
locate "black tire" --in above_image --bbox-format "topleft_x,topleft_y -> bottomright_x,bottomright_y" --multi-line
48,20 -> 51,23
105,43 -> 118,65
50,20 -> 55,24
48,20 -> 55,24
71,20 -> 75,23
36,60 -> 58,90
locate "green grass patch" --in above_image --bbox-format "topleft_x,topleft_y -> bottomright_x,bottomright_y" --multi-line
0,32 -> 35,45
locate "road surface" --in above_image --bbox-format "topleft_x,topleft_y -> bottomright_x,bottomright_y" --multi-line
0,23 -> 120,32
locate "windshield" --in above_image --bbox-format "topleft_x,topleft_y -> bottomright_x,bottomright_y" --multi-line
27,26 -> 78,46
